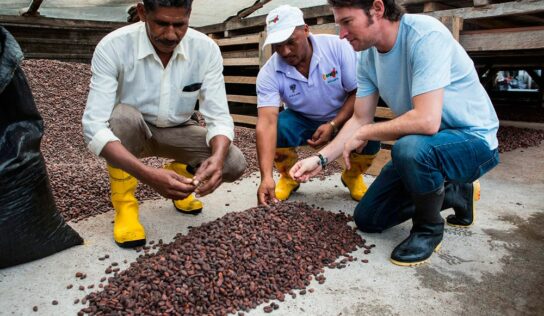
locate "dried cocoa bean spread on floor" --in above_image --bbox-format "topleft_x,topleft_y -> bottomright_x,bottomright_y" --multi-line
79,202 -> 369,315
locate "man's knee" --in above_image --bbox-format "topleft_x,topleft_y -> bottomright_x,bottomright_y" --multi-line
222,146 -> 247,182
391,135 -> 433,170
109,104 -> 146,137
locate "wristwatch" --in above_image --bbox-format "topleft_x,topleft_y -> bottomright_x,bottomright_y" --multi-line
315,153 -> 328,169
328,120 -> 339,135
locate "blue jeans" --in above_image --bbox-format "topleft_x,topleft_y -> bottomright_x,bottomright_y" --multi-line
354,129 -> 499,233
277,109 -> 381,155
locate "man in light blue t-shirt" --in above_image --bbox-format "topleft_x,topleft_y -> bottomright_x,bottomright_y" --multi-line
291,0 -> 499,266
256,5 -> 380,205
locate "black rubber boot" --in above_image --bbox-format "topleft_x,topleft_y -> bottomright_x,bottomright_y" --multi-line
390,186 -> 445,266
444,181 -> 479,227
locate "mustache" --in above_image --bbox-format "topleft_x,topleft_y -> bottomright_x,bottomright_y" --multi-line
157,39 -> 179,47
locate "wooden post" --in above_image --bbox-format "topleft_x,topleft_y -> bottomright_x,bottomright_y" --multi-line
258,31 -> 272,67
22,0 -> 44,16
439,16 -> 463,42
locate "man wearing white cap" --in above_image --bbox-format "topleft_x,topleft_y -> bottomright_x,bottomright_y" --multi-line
256,4 -> 380,205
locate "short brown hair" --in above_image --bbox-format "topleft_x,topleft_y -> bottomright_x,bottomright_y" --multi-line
327,0 -> 404,22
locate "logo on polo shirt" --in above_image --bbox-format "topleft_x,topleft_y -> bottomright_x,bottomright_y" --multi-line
322,68 -> 338,82
287,83 -> 300,98
268,15 -> 280,24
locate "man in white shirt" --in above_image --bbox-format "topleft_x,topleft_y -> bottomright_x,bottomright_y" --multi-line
82,0 -> 246,248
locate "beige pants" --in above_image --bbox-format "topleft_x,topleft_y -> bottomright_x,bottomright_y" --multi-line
109,104 -> 246,182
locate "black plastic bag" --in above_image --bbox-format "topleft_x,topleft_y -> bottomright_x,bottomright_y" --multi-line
0,26 -> 83,268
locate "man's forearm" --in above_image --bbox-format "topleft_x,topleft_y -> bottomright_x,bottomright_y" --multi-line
209,135 -> 231,162
319,114 -> 369,161
256,121 -> 277,180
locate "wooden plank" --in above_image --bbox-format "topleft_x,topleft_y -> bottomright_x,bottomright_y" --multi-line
224,76 -> 257,84
0,15 -> 126,30
22,0 -> 44,16
227,95 -> 258,104
427,0 -> 544,20
222,50 -> 259,59
215,34 -> 260,46
460,26 -> 544,51
223,57 -> 260,66
232,114 -> 258,125
23,52 -> 93,59
198,5 -> 333,34
310,23 -> 338,35
376,106 -> 395,119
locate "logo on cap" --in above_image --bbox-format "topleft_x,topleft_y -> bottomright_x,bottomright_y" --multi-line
268,15 -> 280,24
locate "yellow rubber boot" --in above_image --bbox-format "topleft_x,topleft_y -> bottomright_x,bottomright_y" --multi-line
108,165 -> 146,248
341,152 -> 377,201
274,147 -> 300,201
164,162 -> 203,215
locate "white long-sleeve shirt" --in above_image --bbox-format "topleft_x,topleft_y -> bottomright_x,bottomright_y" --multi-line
82,22 -> 234,156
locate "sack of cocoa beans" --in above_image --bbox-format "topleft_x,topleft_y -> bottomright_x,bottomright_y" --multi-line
0,26 -> 83,268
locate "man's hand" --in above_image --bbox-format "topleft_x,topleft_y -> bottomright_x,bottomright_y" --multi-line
258,177 -> 278,206
342,131 -> 368,170
194,156 -> 224,197
143,167 -> 196,200
289,156 -> 322,183
307,123 -> 334,148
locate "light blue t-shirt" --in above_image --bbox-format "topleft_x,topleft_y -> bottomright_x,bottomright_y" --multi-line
257,34 -> 358,122
357,14 -> 499,149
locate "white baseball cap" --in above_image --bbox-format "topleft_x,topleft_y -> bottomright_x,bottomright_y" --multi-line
263,5 -> 305,47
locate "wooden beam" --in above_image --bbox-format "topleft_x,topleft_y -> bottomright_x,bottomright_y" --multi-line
224,76 -> 257,84
232,114 -> 258,125
199,5 -> 333,34
22,0 -> 44,16
460,26 -> 544,51
227,95 -> 258,104
427,0 -> 544,20
223,57 -> 260,66
215,34 -> 260,46
231,0 -> 272,21
310,23 -> 338,35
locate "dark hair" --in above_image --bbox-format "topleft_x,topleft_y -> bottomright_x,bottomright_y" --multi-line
143,0 -> 193,12
327,0 -> 404,22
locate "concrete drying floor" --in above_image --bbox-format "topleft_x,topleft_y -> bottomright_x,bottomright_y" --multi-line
1,144 -> 543,316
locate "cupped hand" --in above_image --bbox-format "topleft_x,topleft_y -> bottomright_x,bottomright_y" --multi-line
257,177 -> 278,206
193,156 -> 224,197
144,167 -> 196,200
307,123 -> 334,148
289,156 -> 322,183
